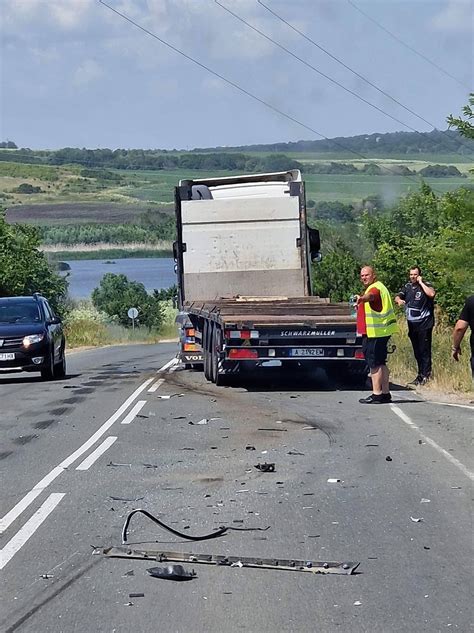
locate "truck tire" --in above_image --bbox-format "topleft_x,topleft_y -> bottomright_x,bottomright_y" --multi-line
203,321 -> 212,381
211,325 -> 223,385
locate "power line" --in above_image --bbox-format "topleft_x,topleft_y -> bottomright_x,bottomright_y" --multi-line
215,0 -> 427,136
257,0 -> 472,156
97,0 -> 436,189
347,0 -> 470,90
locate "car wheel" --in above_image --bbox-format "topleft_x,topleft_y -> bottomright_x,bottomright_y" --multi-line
40,350 -> 55,380
54,347 -> 67,378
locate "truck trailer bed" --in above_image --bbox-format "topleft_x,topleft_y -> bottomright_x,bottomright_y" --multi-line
182,297 -> 355,327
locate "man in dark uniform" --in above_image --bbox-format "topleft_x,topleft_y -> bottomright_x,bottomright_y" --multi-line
395,266 -> 436,386
452,295 -> 474,378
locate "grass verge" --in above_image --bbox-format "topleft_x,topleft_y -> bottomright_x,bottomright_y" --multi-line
64,302 -> 178,348
389,319 -> 472,394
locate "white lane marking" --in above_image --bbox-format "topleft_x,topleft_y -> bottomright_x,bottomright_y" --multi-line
157,357 -> 179,373
0,493 -> 65,570
0,378 -> 154,535
121,400 -> 146,425
426,401 -> 474,411
148,378 -> 165,392
390,405 -> 474,481
76,436 -> 117,471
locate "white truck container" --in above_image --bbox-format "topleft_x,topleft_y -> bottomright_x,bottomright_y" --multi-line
174,170 -> 366,384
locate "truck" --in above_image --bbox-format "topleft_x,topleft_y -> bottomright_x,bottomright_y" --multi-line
173,170 -> 366,385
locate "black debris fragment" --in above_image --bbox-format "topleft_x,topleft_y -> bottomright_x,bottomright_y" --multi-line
385,456 -> 393,462
246,445 -> 256,451
129,593 -> 145,598
288,450 -> 304,456
255,463 -> 275,473
147,565 -> 196,581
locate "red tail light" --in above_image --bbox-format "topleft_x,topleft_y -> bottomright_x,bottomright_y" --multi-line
185,328 -> 195,337
228,349 -> 258,360
355,349 -> 365,359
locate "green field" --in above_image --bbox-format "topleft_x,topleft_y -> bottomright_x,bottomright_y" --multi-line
1,160 -> 472,251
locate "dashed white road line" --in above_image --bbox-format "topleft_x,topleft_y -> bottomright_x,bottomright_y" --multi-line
157,357 -> 179,373
0,377 -> 154,535
390,405 -> 474,481
148,378 -> 165,392
121,400 -> 146,425
0,493 -> 65,570
76,436 -> 117,471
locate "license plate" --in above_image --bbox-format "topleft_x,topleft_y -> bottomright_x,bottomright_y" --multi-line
0,353 -> 15,361
290,348 -> 324,357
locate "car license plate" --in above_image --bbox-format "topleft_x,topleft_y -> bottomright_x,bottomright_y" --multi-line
290,348 -> 324,357
0,353 -> 15,361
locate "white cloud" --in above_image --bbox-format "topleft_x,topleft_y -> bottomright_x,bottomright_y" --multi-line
430,0 -> 474,33
50,0 -> 94,29
73,59 -> 104,86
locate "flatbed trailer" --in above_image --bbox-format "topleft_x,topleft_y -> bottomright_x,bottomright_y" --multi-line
173,170 -> 366,384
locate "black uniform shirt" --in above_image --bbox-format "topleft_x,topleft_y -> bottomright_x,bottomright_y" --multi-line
398,282 -> 435,330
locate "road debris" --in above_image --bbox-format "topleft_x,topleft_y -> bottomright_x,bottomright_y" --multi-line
410,516 -> 424,523
255,462 -> 275,473
121,508 -> 269,543
353,601 -> 362,606
258,428 -> 287,432
129,593 -> 145,598
327,478 -> 342,483
157,393 -> 184,400
107,462 -> 132,468
246,445 -> 256,451
230,560 -> 243,568
147,565 -> 196,581
420,498 -> 431,503
386,456 -> 393,462
40,574 -> 54,579
110,496 -> 144,502
122,570 -> 134,577
104,547 -> 360,575
288,450 -> 305,456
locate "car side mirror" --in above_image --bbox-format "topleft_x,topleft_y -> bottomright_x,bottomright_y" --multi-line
50,316 -> 62,325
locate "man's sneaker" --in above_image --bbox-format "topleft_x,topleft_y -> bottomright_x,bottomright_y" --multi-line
407,376 -> 422,388
418,376 -> 430,386
359,394 -> 384,404
381,393 -> 392,403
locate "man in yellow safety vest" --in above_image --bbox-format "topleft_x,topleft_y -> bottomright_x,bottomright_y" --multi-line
355,266 -> 398,404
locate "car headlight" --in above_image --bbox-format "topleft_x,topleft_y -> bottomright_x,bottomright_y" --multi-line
23,334 -> 45,348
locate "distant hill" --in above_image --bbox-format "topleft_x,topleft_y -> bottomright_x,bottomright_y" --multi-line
192,130 -> 473,157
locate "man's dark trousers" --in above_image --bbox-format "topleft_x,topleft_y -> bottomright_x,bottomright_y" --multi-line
408,326 -> 433,378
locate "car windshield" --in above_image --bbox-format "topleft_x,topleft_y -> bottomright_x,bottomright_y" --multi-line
0,302 -> 41,324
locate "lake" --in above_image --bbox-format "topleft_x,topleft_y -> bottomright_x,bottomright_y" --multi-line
63,258 -> 176,299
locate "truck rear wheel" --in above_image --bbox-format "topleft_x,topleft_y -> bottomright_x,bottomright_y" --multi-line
211,325 -> 223,385
203,320 -> 212,381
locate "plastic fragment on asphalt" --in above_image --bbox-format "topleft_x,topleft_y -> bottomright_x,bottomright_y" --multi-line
255,462 -> 275,473
353,601 -> 362,606
410,516 -> 424,522
197,419 -> 208,425
129,593 -> 145,598
420,498 -> 431,503
288,450 -> 305,456
231,560 -> 243,568
327,478 -> 341,483
40,574 -> 54,579
147,565 -> 196,581
385,456 -> 392,461
246,445 -> 256,451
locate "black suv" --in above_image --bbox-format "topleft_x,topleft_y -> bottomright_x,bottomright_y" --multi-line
0,295 -> 66,380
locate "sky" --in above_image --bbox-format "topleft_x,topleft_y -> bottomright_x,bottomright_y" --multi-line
1,0 -> 472,150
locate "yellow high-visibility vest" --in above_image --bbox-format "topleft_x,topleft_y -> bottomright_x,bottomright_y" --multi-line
364,281 -> 398,338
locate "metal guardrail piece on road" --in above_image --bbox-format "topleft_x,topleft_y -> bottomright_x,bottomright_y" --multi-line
102,546 -> 360,575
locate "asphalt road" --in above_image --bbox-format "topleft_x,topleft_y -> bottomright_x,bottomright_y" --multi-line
1,343 -> 472,633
